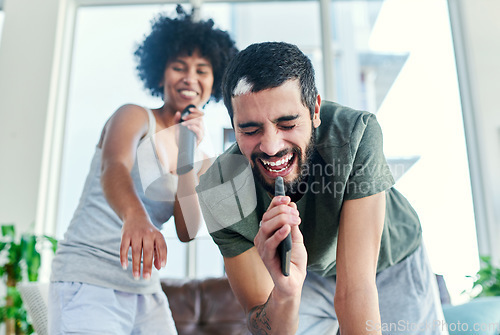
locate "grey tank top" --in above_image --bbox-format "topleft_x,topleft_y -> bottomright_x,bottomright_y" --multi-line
50,108 -> 176,294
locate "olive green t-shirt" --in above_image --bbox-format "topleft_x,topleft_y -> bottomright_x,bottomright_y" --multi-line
196,101 -> 422,276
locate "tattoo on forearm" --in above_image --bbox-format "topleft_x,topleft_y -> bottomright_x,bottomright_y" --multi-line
248,297 -> 272,335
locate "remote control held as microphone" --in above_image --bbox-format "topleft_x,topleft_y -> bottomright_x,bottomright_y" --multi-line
177,104 -> 196,175
275,176 -> 292,276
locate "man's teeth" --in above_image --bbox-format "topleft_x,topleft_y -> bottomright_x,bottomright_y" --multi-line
261,153 -> 293,171
269,166 -> 287,172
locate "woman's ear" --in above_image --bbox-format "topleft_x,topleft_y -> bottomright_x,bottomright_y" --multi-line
312,94 -> 321,128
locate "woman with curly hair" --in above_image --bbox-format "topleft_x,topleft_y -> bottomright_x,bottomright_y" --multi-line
49,6 -> 237,333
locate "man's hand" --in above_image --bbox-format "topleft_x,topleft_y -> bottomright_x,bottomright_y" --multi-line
120,217 -> 167,280
254,195 -> 307,295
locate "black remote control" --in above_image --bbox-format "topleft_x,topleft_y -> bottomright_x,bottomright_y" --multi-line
177,104 -> 196,175
275,176 -> 292,276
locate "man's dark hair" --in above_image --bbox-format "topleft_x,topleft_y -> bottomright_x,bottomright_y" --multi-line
135,5 -> 238,102
222,41 -> 318,122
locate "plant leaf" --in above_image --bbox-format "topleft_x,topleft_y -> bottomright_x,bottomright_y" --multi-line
470,254 -> 500,299
1,225 -> 15,238
27,252 -> 41,282
20,235 -> 40,282
43,235 -> 58,253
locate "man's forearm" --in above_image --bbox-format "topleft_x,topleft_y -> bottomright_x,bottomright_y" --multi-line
248,298 -> 272,334
335,286 -> 382,335
247,289 -> 301,335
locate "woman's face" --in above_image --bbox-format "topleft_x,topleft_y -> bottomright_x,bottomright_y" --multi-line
161,49 -> 214,112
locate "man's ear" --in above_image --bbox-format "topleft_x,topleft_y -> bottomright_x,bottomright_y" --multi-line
312,94 -> 321,128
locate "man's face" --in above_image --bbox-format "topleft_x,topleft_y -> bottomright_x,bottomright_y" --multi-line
232,79 -> 321,194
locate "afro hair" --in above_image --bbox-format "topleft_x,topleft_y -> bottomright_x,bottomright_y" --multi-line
134,5 -> 238,102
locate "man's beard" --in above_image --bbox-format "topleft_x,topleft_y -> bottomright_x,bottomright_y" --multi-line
250,131 -> 316,197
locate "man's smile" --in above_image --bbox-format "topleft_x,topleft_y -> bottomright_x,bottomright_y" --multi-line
251,149 -> 302,188
259,152 -> 295,173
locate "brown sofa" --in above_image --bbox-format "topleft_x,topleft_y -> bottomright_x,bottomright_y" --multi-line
161,277 -> 250,335
161,275 -> 454,335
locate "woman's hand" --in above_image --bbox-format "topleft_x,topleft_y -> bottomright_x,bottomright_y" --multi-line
120,215 -> 167,280
174,105 -> 205,147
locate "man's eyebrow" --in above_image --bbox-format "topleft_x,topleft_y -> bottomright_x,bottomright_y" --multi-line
237,115 -> 300,129
275,114 -> 299,123
238,121 -> 262,129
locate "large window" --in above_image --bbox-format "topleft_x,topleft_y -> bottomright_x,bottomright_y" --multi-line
58,0 -> 477,301
336,0 -> 476,304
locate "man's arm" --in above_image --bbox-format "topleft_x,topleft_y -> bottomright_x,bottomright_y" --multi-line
224,247 -> 302,335
334,191 -> 386,334
225,196 -> 307,335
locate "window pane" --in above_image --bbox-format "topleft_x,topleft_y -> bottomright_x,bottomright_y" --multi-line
196,237 -> 225,278
202,1 -> 323,93
329,0 -> 477,303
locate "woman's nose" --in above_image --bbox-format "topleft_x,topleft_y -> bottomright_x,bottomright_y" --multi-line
182,68 -> 198,84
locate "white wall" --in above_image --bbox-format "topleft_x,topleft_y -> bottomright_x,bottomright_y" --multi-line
449,0 -> 500,261
0,0 -> 70,234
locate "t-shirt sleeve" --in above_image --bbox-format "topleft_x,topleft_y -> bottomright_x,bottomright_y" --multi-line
196,164 -> 259,258
210,225 -> 255,258
344,113 -> 395,200
199,193 -> 257,258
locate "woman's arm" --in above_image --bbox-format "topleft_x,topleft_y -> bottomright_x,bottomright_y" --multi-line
100,104 -> 167,280
172,107 -> 213,242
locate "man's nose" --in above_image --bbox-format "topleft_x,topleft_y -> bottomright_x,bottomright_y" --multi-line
259,130 -> 285,156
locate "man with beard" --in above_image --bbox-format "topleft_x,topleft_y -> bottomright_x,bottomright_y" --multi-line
196,42 -> 447,335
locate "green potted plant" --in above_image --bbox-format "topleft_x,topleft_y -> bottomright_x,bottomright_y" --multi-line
469,255 -> 500,298
0,224 -> 57,335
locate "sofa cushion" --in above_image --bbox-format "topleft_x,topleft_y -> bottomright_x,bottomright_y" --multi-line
161,277 -> 250,335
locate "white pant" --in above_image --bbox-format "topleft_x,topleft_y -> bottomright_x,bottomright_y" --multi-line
49,282 -> 178,335
297,245 -> 449,335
